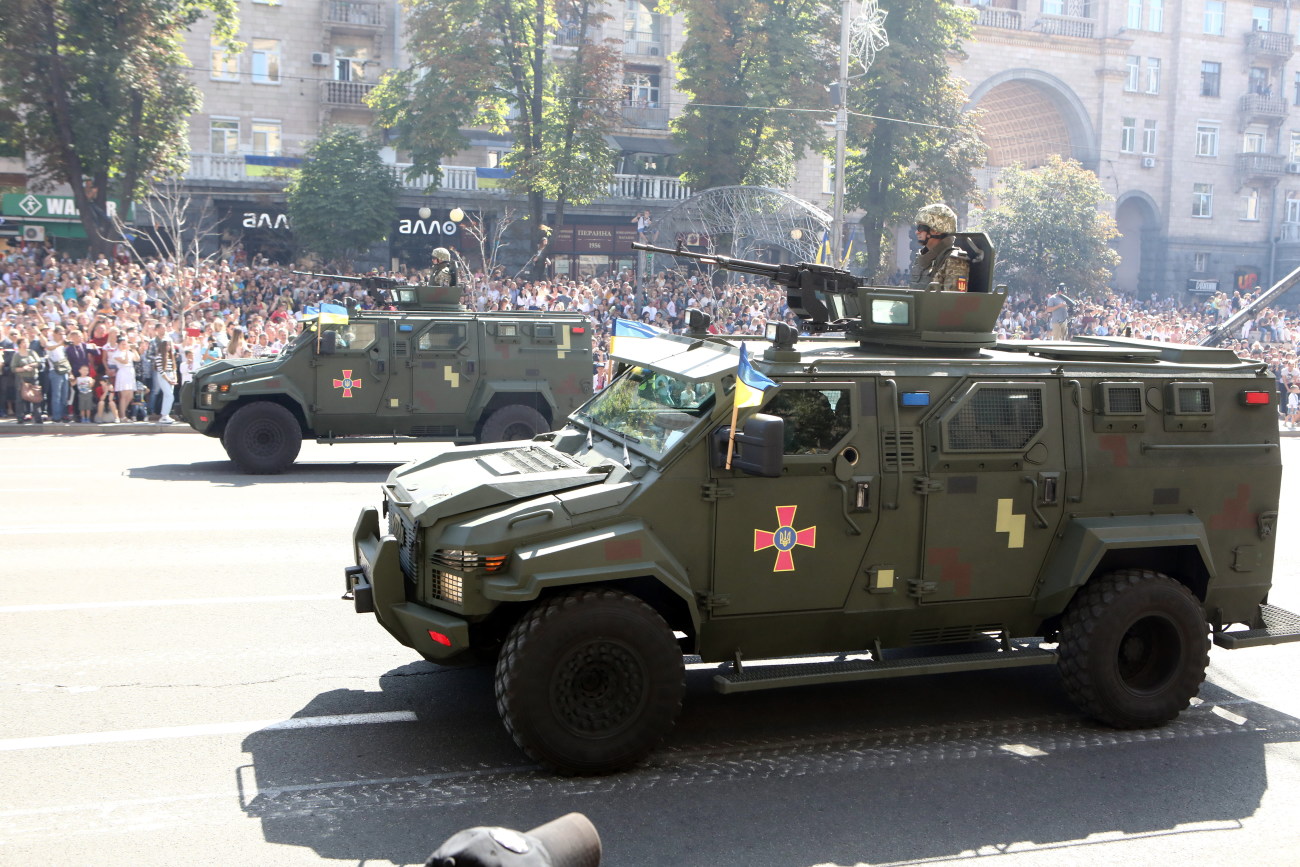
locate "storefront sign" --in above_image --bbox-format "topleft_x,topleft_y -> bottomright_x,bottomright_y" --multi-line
550,224 -> 637,254
1186,279 -> 1219,294
397,218 -> 459,237
242,212 -> 290,230
3,193 -> 131,221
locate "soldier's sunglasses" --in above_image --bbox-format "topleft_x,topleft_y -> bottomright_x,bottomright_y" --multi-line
915,223 -> 931,233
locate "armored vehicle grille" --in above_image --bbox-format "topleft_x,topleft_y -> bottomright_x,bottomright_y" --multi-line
411,425 -> 460,437
390,508 -> 419,582
883,429 -> 918,470
1178,385 -> 1212,413
497,447 -> 579,474
909,624 -> 1003,645
431,570 -> 464,604
946,386 -> 1043,451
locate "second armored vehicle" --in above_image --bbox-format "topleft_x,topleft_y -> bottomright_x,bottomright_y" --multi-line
346,238 -> 1300,774
180,278 -> 593,473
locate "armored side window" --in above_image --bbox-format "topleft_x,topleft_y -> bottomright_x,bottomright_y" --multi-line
328,322 -> 377,352
762,387 -> 852,455
417,323 -> 467,352
942,383 -> 1044,452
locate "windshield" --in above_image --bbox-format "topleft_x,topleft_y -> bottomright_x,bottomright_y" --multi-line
581,366 -> 716,457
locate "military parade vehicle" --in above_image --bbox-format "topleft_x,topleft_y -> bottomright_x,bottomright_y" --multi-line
344,234 -> 1300,775
179,275 -> 592,473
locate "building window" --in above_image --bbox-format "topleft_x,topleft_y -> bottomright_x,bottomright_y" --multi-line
1142,120 -> 1158,154
1289,132 -> 1300,162
1124,55 -> 1140,92
487,149 -> 506,168
1294,72 -> 1300,106
1146,58 -> 1161,94
1127,0 -> 1142,29
623,71 -> 660,107
1120,117 -> 1137,153
1194,251 -> 1210,272
1201,61 -> 1221,97
1249,67 -> 1271,96
1203,1 -> 1224,35
251,121 -> 281,156
1148,0 -> 1163,31
1193,183 -> 1214,218
1242,187 -> 1261,221
210,37 -> 239,82
1285,192 -> 1300,224
210,119 -> 239,155
1196,123 -> 1219,156
251,38 -> 281,85
1243,130 -> 1266,153
1251,5 -> 1271,31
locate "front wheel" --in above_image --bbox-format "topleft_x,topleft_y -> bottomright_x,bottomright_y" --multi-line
495,589 -> 685,775
1057,569 -> 1209,728
479,404 -> 548,442
222,402 -> 302,474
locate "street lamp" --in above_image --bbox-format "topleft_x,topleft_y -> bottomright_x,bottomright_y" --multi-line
418,206 -> 431,220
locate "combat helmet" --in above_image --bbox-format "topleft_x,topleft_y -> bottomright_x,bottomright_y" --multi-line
432,247 -> 451,261
915,203 -> 957,237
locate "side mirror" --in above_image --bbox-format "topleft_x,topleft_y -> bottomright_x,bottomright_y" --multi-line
319,330 -> 337,355
712,413 -> 784,477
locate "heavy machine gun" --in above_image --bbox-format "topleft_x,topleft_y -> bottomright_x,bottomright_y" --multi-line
1198,262 -> 1300,347
291,270 -> 461,312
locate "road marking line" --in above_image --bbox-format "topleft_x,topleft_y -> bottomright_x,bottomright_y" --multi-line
0,593 -> 340,613
0,711 -> 418,753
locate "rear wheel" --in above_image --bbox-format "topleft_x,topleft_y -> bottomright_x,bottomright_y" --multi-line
480,404 -> 548,442
222,402 -> 302,474
495,589 -> 685,775
1057,569 -> 1208,728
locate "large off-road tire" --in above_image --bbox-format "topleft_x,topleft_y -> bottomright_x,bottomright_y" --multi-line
494,589 -> 685,775
1057,569 -> 1209,729
480,404 -> 548,442
222,402 -> 302,474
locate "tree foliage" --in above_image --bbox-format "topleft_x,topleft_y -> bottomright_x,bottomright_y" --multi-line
0,0 -> 238,254
369,0 -> 622,268
842,0 -> 985,278
668,0 -> 837,190
286,129 -> 400,266
978,155 -> 1120,296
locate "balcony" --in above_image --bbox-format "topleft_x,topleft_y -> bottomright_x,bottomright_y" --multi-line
324,0 -> 383,32
977,7 -> 1023,30
621,103 -> 668,130
622,30 -> 669,59
1036,14 -> 1095,38
1237,152 -> 1287,179
1245,30 -> 1294,60
1279,222 -> 1300,242
322,80 -> 378,108
1239,93 -> 1287,126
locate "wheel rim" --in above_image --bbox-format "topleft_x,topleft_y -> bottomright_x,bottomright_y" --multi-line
247,421 -> 285,457
550,638 -> 647,739
1116,614 -> 1182,693
500,421 -> 536,440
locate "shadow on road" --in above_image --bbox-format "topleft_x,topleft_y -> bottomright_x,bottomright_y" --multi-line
125,460 -> 404,485
237,660 -> 1300,866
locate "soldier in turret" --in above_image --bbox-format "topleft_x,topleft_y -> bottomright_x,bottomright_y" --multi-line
909,203 -> 969,292
429,247 -> 457,288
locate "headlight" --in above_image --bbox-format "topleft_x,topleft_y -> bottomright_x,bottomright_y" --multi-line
203,383 -> 231,394
431,549 -> 508,572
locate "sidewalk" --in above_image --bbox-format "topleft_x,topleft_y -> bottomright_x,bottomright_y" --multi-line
0,417 -> 198,435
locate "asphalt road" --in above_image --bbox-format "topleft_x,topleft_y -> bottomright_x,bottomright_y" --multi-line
2,432 -> 1299,866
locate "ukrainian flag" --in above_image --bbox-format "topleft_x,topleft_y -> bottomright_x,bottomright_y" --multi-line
319,302 -> 348,325
815,229 -> 831,266
296,305 -> 320,322
734,343 -> 776,408
611,317 -> 660,355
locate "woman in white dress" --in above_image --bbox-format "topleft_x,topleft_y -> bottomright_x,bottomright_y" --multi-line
112,335 -> 138,422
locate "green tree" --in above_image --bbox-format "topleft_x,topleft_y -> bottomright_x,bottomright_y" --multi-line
668,0 -> 837,190
0,0 -> 238,255
368,0 -> 622,272
978,155 -> 1120,296
842,0 -> 985,278
286,129 -> 400,265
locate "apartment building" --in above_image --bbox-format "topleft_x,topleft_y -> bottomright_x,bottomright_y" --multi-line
958,0 -> 1300,298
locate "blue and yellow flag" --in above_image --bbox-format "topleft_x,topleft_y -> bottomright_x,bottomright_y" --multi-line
296,305 -> 320,322
611,317 -> 660,355
815,229 -> 831,266
319,302 -> 348,325
735,343 -> 776,409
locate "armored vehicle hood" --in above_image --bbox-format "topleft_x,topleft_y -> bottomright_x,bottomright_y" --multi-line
389,443 -> 604,524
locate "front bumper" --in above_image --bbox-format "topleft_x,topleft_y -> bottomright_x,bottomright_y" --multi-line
178,383 -> 216,435
348,506 -> 471,663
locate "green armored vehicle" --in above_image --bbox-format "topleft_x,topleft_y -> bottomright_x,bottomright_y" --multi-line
179,277 -> 592,473
346,236 -> 1300,774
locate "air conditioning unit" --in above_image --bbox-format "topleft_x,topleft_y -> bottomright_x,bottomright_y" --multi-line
1141,157 -> 1157,168
1286,162 -> 1300,174
21,225 -> 45,242
310,51 -> 329,66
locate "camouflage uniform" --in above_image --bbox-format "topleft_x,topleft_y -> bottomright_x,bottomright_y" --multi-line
429,262 -> 453,287
908,235 -> 970,292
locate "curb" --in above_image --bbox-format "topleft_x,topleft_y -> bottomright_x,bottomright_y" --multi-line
0,419 -> 198,435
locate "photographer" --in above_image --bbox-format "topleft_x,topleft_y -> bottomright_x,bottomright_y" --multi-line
1046,284 -> 1074,340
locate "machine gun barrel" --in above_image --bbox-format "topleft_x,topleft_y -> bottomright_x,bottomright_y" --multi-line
291,271 -> 399,291
630,241 -> 855,290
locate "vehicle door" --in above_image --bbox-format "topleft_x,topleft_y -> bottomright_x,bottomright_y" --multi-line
919,380 -> 1066,602
409,319 -> 478,419
711,384 -> 878,615
314,321 -> 387,416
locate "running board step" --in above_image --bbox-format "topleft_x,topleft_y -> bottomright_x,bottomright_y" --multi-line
1213,604 -> 1300,649
713,643 -> 1057,695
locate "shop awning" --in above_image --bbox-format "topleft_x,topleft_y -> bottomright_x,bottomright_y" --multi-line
607,135 -> 683,155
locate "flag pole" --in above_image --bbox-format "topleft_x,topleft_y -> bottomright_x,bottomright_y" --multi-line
725,395 -> 740,470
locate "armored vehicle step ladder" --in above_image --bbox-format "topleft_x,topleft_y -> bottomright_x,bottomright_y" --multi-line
1212,604 -> 1300,649
713,641 -> 1057,695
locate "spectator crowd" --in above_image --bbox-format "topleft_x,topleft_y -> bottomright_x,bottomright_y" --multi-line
1,240 -> 1297,426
